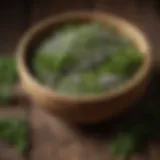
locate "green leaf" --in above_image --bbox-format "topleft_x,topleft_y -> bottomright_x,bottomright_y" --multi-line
98,47 -> 142,77
0,119 -> 28,154
109,132 -> 138,157
0,86 -> 13,104
0,58 -> 17,105
0,58 -> 17,84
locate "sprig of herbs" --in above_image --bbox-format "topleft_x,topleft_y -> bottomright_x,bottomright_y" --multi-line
0,118 -> 28,154
109,102 -> 160,157
0,58 -> 17,104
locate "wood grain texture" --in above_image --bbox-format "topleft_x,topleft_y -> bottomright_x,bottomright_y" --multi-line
29,0 -> 94,25
0,0 -> 29,55
29,72 -> 160,160
29,107 -> 111,160
0,139 -> 25,160
0,107 -> 27,119
29,108 -> 158,160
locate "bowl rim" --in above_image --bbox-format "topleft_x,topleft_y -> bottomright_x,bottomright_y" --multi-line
17,11 -> 152,103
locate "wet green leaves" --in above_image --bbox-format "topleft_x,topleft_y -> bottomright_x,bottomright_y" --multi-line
33,23 -> 142,95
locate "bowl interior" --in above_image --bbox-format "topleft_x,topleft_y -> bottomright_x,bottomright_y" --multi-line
26,18 -> 97,74
20,12 -> 151,100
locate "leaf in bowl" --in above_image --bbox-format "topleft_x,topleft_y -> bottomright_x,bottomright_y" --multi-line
97,46 -> 142,78
55,73 -> 83,95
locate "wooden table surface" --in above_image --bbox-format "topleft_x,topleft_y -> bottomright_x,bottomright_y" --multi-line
29,72 -> 160,160
0,1 -> 160,160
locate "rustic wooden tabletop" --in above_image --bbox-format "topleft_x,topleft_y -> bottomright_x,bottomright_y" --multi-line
0,1 -> 160,160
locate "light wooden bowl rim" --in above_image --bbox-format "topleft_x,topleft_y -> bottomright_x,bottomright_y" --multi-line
17,11 -> 152,104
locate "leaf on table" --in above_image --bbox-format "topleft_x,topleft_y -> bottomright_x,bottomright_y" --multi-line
0,58 -> 17,105
0,118 -> 28,154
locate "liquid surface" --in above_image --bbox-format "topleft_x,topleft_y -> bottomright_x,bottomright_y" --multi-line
32,22 -> 143,96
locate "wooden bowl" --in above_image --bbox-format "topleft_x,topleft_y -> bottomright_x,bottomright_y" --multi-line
16,11 -> 152,123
